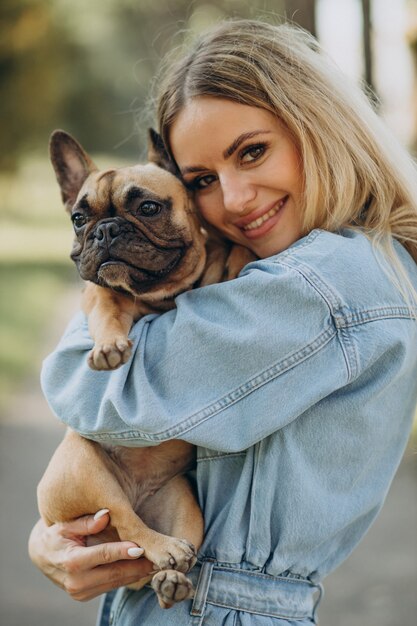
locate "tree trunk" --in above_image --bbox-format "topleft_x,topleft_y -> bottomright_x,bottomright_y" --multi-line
361,0 -> 374,92
407,20 -> 417,153
284,0 -> 316,37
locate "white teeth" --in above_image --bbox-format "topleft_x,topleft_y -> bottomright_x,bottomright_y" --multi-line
242,197 -> 287,231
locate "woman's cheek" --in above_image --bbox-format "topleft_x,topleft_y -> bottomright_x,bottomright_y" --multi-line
197,198 -> 217,226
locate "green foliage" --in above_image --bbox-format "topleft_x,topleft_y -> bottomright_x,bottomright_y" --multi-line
0,0 -> 82,169
0,0 -> 285,170
0,156 -> 76,411
0,261 -> 77,412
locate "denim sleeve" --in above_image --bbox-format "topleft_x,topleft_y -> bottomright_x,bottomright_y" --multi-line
41,259 -> 349,452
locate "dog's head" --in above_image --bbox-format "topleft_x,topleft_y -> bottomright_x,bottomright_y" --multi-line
49,129 -> 207,302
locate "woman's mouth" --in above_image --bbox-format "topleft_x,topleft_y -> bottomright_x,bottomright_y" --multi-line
239,196 -> 289,239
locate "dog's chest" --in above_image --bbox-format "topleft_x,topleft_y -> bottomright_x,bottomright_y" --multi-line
102,440 -> 196,508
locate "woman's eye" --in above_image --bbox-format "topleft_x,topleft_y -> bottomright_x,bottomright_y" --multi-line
188,174 -> 217,191
240,144 -> 266,163
198,175 -> 217,189
71,213 -> 87,228
138,201 -> 162,216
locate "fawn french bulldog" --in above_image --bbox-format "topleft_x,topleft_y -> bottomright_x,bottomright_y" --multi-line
37,129 -> 255,608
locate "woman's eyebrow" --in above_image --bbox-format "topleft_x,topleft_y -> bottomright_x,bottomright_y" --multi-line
223,130 -> 272,159
180,130 -> 272,176
181,165 -> 208,176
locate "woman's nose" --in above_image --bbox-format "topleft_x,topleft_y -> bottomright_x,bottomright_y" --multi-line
219,172 -> 256,215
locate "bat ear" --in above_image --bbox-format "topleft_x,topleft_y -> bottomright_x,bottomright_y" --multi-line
49,130 -> 97,211
147,128 -> 179,176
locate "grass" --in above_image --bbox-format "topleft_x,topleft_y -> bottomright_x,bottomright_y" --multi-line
0,261 -> 77,412
0,155 -> 81,412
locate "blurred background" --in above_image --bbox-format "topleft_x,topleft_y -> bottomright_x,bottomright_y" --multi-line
0,1 -> 416,625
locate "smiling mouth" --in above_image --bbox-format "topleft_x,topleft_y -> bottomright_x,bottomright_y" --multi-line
241,196 -> 289,231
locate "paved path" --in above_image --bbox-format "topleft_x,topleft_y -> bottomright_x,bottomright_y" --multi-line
0,290 -> 100,626
1,292 -> 416,625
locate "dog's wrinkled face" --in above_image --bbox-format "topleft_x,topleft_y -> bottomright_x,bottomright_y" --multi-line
50,131 -> 206,301
70,164 -> 203,297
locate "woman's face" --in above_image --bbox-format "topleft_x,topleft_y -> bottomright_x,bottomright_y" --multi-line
169,97 -> 304,258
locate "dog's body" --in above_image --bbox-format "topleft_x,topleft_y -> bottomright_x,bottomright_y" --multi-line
37,130 -> 254,608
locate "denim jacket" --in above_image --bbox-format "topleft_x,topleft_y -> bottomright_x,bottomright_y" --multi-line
41,229 -> 417,625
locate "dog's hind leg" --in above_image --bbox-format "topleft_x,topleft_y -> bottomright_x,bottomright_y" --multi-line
140,475 -> 204,608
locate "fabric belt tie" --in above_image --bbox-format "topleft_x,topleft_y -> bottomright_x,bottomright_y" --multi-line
190,560 -> 323,622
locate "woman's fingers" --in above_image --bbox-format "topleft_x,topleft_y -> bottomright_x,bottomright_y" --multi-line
57,509 -> 111,539
59,519 -> 154,601
63,539 -> 149,572
62,558 -> 153,601
28,515 -> 154,601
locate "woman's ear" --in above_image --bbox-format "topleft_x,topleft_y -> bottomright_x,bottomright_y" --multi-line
147,128 -> 179,176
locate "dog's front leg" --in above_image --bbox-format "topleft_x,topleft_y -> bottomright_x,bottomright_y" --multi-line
37,429 -> 140,528
37,430 -> 199,582
82,282 -> 135,370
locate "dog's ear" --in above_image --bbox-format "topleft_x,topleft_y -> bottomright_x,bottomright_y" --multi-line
49,130 -> 98,212
147,128 -> 179,176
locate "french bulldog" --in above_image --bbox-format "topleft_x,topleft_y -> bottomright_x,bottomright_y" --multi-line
37,129 -> 255,608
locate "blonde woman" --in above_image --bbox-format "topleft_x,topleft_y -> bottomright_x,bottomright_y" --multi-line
29,20 -> 417,625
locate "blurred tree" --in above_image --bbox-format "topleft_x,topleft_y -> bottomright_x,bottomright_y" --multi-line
0,0 -> 87,170
0,0 -> 140,170
284,0 -> 316,36
361,0 -> 374,94
1,0 -> 326,169
407,6 -> 417,153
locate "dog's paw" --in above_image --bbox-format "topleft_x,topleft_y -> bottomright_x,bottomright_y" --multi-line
88,338 -> 132,370
149,537 -> 197,574
151,570 -> 194,608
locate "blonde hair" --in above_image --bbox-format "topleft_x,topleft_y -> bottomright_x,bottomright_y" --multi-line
155,19 -> 417,304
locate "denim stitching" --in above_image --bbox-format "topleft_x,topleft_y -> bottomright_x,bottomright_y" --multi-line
197,452 -> 246,462
240,230 -> 321,273
191,561 -> 214,617
190,563 -> 319,620
276,258 -> 343,314
273,229 -> 322,261
205,568 -> 313,583
277,255 -> 417,326
87,326 -> 338,443
273,255 -> 361,379
335,307 -> 417,326
336,326 -> 359,382
205,600 -> 309,620
272,258 -> 417,381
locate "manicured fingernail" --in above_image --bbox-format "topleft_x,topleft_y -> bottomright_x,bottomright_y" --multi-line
94,508 -> 110,520
127,547 -> 144,557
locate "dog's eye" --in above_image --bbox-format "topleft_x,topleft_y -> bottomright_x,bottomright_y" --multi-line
71,213 -> 87,228
138,201 -> 162,217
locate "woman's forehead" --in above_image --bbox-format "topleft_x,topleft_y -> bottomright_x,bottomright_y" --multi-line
169,97 -> 284,165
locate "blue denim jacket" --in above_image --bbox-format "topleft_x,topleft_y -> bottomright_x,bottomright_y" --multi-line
41,229 -> 417,625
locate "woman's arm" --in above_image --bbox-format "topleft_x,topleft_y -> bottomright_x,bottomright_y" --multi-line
41,257 -> 350,451
28,512 -> 153,601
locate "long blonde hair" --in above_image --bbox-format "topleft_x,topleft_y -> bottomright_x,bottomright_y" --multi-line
154,19 -> 417,303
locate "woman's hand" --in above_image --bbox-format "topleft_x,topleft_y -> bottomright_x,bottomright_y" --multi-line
28,511 -> 154,601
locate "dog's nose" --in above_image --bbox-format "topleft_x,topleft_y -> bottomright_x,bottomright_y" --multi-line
96,221 -> 121,245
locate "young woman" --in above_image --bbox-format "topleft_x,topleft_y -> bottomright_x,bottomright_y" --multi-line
29,19 -> 417,626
